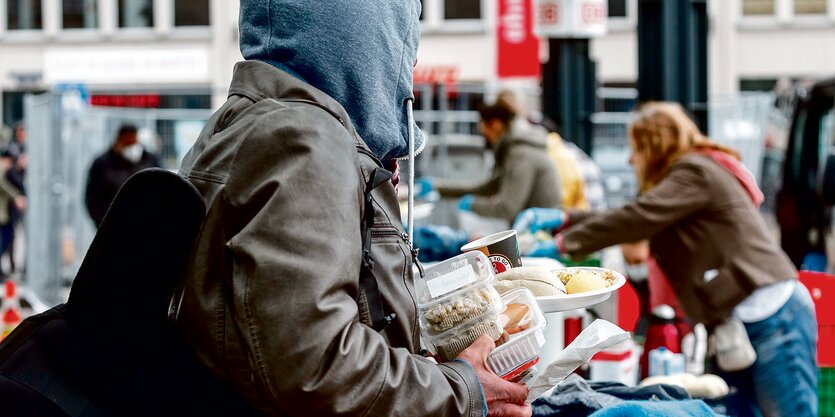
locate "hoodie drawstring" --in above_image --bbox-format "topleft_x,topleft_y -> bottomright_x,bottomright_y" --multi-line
406,98 -> 415,248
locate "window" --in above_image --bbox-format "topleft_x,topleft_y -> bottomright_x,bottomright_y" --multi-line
742,0 -> 775,15
740,79 -> 778,92
62,0 -> 97,29
119,0 -> 153,28
444,0 -> 480,20
174,0 -> 210,26
795,0 -> 827,14
608,0 -> 627,18
7,0 -> 43,30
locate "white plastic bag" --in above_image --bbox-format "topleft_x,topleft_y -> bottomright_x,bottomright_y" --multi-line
711,317 -> 757,372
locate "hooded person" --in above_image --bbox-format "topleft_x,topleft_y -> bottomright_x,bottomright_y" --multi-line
175,1 -> 531,417
427,98 -> 562,224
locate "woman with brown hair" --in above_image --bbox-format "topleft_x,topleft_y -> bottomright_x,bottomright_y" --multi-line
514,102 -> 817,417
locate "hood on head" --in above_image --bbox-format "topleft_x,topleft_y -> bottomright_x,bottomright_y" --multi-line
500,118 -> 548,148
239,0 -> 424,161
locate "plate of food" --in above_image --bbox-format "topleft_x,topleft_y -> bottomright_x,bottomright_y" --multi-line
491,266 -> 626,313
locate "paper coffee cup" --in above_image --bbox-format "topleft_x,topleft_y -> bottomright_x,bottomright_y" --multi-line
460,230 -> 522,274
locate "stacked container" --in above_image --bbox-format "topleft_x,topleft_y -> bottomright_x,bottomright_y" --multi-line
487,288 -> 547,382
416,252 -> 505,360
416,252 -> 548,383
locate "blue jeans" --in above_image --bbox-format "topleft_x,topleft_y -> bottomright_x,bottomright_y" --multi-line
718,283 -> 818,417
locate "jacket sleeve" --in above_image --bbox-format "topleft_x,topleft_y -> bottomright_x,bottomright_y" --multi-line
0,168 -> 21,200
223,110 -> 484,417
560,162 -> 711,256
468,149 -> 540,222
435,175 -> 499,198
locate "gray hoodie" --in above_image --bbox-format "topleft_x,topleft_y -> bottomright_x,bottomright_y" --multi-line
436,119 -> 562,222
239,0 -> 425,162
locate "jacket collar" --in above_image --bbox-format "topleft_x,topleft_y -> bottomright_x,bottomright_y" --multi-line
227,60 -> 359,140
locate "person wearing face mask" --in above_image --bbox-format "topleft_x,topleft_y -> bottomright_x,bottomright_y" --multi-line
173,1 -> 531,417
85,124 -> 161,227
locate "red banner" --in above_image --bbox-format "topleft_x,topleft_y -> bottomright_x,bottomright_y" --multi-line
497,0 -> 541,79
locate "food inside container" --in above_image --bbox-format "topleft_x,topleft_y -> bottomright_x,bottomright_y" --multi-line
416,252 -> 505,360
426,315 -> 504,361
487,288 -> 547,381
555,267 -> 617,294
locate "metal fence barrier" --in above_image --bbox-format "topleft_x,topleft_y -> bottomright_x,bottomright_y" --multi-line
24,91 -> 211,304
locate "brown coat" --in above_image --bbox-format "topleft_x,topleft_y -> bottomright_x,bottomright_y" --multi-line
560,153 -> 796,326
177,61 -> 482,416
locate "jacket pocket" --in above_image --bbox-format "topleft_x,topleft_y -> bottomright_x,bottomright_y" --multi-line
694,266 -> 750,324
361,226 -> 419,350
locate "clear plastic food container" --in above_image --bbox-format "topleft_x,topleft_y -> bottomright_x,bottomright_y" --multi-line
487,288 -> 547,380
416,252 -> 505,360
416,252 -> 503,334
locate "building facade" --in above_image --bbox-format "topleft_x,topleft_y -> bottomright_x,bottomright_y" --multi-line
2,0 -> 834,127
0,0 -> 242,126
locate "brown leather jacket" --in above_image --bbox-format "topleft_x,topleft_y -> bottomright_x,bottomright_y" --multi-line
177,61 -> 483,416
560,153 -> 796,326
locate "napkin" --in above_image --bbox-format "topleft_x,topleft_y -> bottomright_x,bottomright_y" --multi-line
526,319 -> 630,403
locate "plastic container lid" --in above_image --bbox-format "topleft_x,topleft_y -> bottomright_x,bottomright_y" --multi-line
415,251 -> 495,306
486,288 -> 547,379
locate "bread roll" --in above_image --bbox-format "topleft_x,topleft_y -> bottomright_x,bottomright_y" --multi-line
494,266 -> 566,296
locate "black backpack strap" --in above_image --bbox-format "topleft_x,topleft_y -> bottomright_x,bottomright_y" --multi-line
360,167 -> 397,332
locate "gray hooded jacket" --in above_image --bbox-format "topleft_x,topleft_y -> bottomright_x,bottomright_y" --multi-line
176,1 -> 484,416
436,119 -> 562,222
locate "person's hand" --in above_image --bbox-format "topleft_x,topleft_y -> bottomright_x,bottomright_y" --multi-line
16,154 -> 27,171
14,195 -> 26,212
414,177 -> 434,199
523,239 -> 560,258
413,225 -> 470,262
457,334 -> 532,417
458,194 -> 475,211
512,208 -> 565,234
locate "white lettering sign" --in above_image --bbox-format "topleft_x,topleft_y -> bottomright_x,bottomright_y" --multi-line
44,47 -> 210,85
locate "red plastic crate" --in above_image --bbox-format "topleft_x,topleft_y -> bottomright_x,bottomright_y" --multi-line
798,271 -> 835,367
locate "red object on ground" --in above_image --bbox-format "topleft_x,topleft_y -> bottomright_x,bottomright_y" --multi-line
1,281 -> 22,341
592,349 -> 632,362
564,316 -> 583,346
640,312 -> 681,378
798,271 -> 835,366
617,280 -> 640,333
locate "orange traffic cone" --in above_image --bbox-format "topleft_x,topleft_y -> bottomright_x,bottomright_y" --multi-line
1,280 -> 22,341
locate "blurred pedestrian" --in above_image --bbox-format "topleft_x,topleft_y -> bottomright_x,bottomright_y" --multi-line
2,122 -> 27,275
85,124 -> 160,227
497,89 -> 606,212
175,1 -> 530,416
514,102 -> 817,417
0,151 -> 25,281
420,98 -> 561,224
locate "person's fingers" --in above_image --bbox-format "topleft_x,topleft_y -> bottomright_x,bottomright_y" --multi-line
502,380 -> 529,404
487,402 -> 532,417
458,333 -> 496,362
